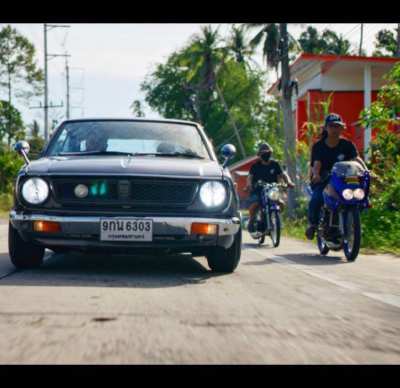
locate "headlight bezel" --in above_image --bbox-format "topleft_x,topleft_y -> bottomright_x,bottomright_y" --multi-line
199,180 -> 228,208
20,177 -> 50,206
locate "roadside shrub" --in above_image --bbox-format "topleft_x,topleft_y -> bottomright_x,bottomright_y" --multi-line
0,150 -> 24,194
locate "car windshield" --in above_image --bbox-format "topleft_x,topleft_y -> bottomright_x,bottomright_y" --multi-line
332,161 -> 365,177
46,120 -> 211,159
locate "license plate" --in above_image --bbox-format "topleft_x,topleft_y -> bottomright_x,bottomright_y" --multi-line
100,218 -> 153,241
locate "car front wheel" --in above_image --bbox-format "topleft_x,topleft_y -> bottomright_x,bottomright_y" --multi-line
206,228 -> 242,273
8,222 -> 45,269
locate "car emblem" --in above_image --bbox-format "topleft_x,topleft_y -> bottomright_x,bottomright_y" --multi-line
74,184 -> 89,198
120,156 -> 133,168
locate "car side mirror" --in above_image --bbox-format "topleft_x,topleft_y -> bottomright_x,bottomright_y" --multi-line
14,140 -> 30,164
220,144 -> 236,168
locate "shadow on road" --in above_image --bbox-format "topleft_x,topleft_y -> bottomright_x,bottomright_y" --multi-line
242,245 -> 348,266
0,251 -> 227,289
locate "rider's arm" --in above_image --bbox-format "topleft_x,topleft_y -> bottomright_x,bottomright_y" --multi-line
245,173 -> 253,191
278,172 -> 295,187
354,156 -> 368,171
311,160 -> 322,183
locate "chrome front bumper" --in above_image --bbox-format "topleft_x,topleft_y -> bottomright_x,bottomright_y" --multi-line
10,210 -> 240,237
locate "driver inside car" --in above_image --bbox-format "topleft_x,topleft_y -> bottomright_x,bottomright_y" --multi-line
85,130 -> 108,152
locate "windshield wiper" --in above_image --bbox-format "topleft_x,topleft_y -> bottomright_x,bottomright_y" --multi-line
57,151 -> 134,156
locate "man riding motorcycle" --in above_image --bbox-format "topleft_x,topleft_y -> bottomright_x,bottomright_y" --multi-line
306,113 -> 368,240
245,143 -> 295,233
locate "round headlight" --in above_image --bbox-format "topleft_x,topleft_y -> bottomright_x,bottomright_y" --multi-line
353,188 -> 365,200
21,178 -> 49,205
74,184 -> 89,198
267,187 -> 280,201
199,181 -> 227,207
342,189 -> 354,200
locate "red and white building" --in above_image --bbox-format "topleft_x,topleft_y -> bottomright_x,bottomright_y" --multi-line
268,53 -> 399,154
230,53 -> 399,207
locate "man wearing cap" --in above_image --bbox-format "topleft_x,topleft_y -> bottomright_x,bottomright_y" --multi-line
245,143 -> 295,233
306,113 -> 367,240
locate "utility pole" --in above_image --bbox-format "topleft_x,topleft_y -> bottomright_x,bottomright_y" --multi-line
359,23 -> 364,56
70,67 -> 85,118
396,23 -> 400,58
43,23 -> 70,141
65,55 -> 70,119
279,23 -> 297,219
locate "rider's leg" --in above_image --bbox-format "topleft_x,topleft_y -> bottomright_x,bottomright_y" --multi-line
306,184 -> 325,239
248,201 -> 259,232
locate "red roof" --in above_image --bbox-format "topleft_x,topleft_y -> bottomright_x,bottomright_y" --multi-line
267,53 -> 400,94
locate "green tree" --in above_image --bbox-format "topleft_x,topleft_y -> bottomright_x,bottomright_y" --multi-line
322,30 -> 351,55
0,25 -> 44,107
130,100 -> 145,117
141,26 -> 266,162
373,29 -> 398,57
28,120 -> 45,157
246,23 -> 298,217
225,25 -> 254,66
0,100 -> 25,147
298,27 -> 351,55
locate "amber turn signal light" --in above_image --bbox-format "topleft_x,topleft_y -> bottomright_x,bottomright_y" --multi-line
191,223 -> 217,235
33,221 -> 61,233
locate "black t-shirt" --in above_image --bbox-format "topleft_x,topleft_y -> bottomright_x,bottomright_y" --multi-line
311,138 -> 358,179
249,160 -> 283,192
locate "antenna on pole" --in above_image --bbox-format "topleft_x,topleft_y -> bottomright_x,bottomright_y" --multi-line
42,23 -> 70,141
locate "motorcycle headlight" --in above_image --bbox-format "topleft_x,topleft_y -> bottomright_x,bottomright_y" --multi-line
21,178 -> 49,205
267,187 -> 280,201
199,181 -> 227,207
342,189 -> 354,200
353,188 -> 365,200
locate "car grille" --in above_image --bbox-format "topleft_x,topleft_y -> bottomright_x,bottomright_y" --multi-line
51,177 -> 198,209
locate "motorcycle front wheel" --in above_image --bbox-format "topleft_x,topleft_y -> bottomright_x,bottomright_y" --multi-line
270,210 -> 281,248
343,208 -> 361,261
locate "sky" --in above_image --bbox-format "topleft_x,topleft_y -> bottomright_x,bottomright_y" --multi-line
1,23 -> 398,136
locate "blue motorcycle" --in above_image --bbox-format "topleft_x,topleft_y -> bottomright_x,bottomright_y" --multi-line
316,161 -> 371,261
249,181 -> 286,247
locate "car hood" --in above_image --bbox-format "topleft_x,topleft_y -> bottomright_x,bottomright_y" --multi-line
23,155 -> 224,179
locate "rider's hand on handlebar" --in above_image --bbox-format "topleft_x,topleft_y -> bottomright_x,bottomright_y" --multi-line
311,174 -> 321,184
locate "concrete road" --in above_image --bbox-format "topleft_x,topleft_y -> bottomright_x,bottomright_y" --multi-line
0,221 -> 399,364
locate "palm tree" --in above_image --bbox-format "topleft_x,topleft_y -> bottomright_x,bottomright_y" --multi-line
246,23 -> 298,218
225,25 -> 255,66
178,25 -> 247,158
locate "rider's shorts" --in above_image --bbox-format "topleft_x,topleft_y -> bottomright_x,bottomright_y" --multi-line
245,192 -> 259,207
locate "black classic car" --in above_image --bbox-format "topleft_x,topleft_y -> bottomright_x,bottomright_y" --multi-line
9,118 -> 242,273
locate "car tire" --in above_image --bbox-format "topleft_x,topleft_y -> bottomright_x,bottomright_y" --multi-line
206,228 -> 241,273
8,222 -> 45,269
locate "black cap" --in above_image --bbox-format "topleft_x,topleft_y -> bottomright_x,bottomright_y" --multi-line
325,113 -> 345,127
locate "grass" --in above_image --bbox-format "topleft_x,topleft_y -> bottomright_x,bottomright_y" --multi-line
0,193 -> 12,220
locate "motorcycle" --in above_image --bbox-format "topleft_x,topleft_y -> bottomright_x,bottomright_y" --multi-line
248,181 -> 287,247
316,160 -> 371,261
